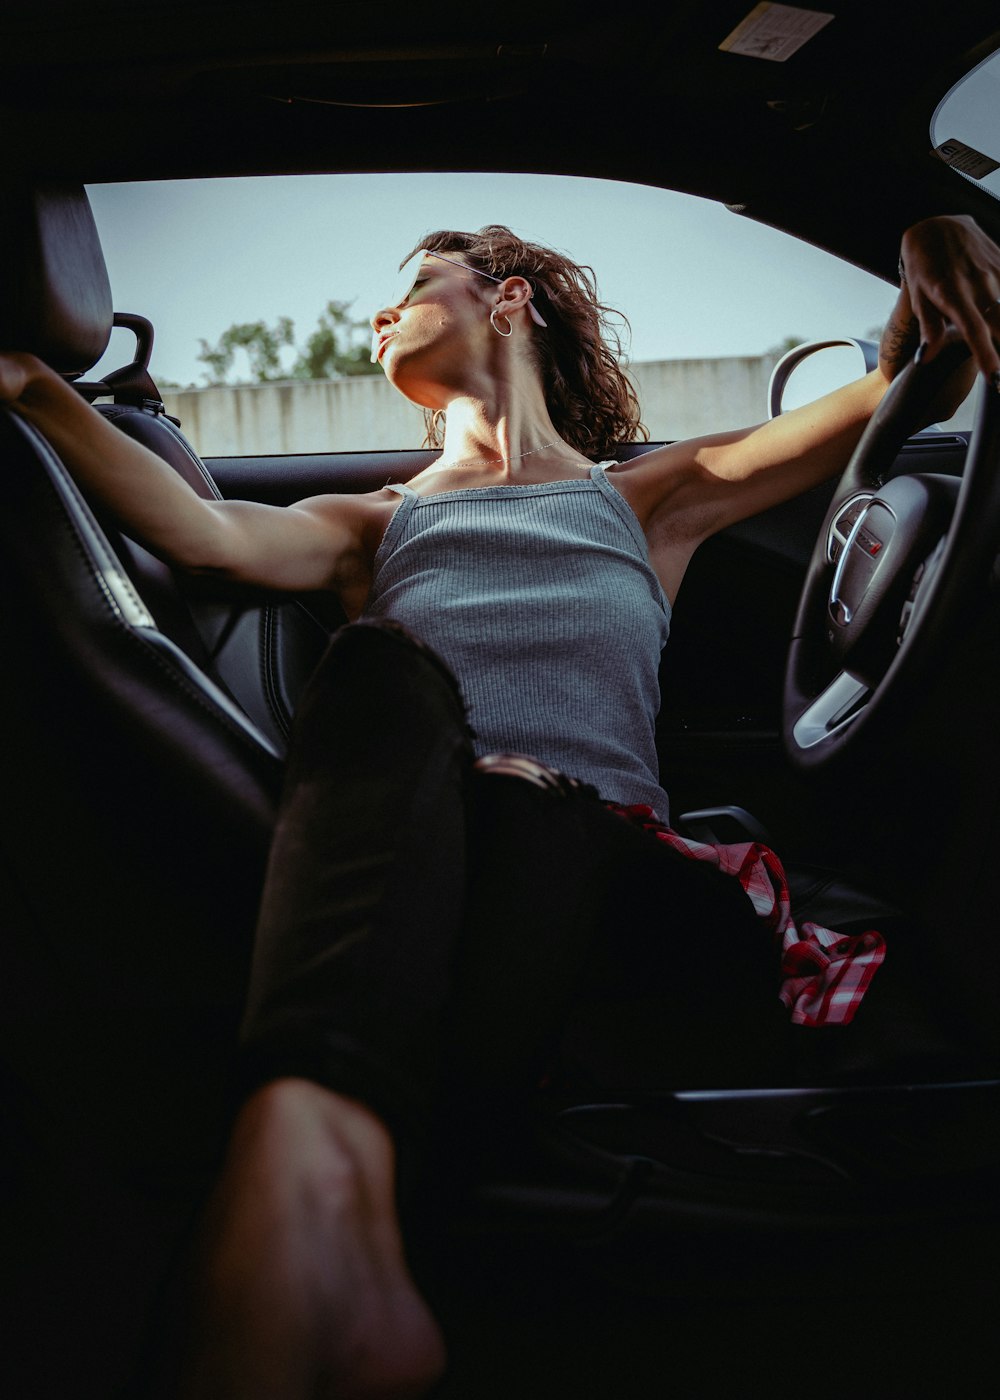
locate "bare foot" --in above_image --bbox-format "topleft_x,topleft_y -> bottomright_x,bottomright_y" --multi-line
180,1079 -> 446,1399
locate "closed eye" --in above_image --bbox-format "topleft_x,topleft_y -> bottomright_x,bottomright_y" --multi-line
400,277 -> 429,308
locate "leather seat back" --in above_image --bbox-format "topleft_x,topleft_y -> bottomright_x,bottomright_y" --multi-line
94,400 -> 335,749
0,182 -> 295,1396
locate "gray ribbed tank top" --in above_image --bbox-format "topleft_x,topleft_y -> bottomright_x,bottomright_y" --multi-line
365,464 -> 672,817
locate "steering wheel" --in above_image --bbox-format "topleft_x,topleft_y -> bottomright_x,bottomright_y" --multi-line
783,335 -> 1000,773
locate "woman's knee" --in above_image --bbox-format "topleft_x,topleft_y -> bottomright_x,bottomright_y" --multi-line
229,1078 -> 396,1190
289,619 -> 471,759
331,619 -> 464,705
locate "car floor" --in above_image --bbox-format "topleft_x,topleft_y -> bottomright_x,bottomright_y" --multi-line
426,1243 -> 1000,1399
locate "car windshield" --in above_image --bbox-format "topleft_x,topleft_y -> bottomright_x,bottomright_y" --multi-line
87,172 -> 903,454
931,45 -> 1000,202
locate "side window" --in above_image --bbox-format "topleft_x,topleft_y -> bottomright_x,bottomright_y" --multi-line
87,175 -> 899,455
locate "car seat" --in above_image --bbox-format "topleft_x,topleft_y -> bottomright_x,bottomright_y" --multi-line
0,181 -> 299,1396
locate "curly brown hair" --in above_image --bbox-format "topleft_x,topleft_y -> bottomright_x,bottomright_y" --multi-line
401,225 -> 647,458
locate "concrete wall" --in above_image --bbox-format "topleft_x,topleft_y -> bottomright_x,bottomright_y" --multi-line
161,354 -> 781,458
628,356 -> 779,442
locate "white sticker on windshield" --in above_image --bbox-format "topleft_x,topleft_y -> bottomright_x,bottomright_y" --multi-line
719,3 -> 834,62
933,137 -> 1000,181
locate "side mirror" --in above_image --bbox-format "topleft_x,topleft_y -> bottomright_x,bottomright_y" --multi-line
768,338 -> 880,418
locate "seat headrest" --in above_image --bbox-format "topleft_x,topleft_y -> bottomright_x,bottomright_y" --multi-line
0,184 -> 113,376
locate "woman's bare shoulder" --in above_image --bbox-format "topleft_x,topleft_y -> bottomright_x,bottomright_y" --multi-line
603,442 -> 696,478
600,440 -> 703,517
294,485 -> 404,522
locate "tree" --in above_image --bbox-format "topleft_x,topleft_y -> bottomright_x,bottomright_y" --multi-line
765,334 -> 806,357
197,317 -> 295,384
197,302 -> 378,385
291,301 -> 376,380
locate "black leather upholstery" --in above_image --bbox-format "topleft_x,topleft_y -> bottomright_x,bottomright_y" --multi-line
96,402 -> 337,749
0,187 -> 347,1168
0,182 -> 112,373
0,183 -> 333,754
0,183 -> 309,1397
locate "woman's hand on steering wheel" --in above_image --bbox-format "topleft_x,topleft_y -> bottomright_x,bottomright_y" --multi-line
899,215 -> 1000,389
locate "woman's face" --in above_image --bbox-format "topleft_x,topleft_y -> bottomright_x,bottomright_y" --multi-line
369,252 -> 493,408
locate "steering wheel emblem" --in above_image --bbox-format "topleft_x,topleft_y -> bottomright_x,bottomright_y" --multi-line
828,500 -> 887,627
827,492 -> 873,563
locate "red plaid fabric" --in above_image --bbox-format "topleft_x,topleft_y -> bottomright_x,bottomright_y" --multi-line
608,804 -> 885,1027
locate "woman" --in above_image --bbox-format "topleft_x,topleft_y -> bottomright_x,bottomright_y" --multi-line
2,214 -> 1000,1398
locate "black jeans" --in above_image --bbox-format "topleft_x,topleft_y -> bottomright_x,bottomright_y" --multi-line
238,621 -> 787,1184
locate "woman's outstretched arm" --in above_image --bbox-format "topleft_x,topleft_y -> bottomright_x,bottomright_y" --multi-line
0,352 -> 375,594
617,214 -> 1000,597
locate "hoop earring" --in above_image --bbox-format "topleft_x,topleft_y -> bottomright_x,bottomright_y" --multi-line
490,307 -> 513,337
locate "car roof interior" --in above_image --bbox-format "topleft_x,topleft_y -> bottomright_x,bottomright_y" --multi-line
6,0 -> 1000,273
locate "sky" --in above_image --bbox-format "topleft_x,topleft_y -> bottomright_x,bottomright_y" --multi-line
86,172 -> 899,388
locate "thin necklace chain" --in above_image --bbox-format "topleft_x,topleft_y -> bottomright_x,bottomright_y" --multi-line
441,440 -> 583,471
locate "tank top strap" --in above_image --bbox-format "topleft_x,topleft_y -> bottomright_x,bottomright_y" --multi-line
588,462 -> 650,558
375,481 -> 419,570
